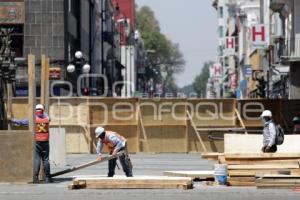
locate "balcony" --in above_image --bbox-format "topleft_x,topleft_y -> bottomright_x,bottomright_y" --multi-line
270,0 -> 288,12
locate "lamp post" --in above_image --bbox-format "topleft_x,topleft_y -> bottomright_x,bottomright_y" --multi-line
67,51 -> 91,96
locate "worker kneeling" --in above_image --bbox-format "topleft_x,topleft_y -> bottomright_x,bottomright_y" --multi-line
95,127 -> 133,177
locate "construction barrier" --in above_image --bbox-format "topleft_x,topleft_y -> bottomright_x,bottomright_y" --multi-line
7,98 -> 300,154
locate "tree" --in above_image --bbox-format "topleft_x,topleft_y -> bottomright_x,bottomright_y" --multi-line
192,62 -> 213,97
136,6 -> 185,93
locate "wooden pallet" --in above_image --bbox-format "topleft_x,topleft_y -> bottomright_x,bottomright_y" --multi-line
69,176 -> 193,190
164,171 -> 215,180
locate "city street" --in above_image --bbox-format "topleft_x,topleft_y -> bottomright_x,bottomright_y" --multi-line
0,154 -> 299,200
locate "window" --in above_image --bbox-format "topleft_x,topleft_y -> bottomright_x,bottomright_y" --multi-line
219,7 -> 224,18
218,26 -> 224,37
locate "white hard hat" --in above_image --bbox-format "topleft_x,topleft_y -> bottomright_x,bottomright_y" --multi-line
36,104 -> 44,110
95,127 -> 105,138
261,110 -> 272,118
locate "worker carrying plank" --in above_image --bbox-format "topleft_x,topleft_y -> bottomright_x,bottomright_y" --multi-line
261,110 -> 277,153
95,127 -> 133,177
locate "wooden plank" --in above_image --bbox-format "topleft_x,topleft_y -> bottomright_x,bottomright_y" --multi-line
234,108 -> 248,134
40,55 -> 46,107
225,153 -> 300,160
71,176 -> 193,190
228,164 -> 300,170
0,131 -> 34,183
45,57 -> 50,112
6,83 -> 13,130
228,181 -> 256,187
201,152 -> 223,160
164,171 -> 215,180
225,134 -> 300,153
229,169 -> 300,177
187,110 -> 207,152
138,105 -> 150,152
222,159 -> 300,165
28,54 -> 36,132
229,177 -> 256,182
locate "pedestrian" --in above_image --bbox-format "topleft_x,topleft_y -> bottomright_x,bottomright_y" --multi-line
292,116 -> 300,134
33,104 -> 52,183
95,127 -> 133,177
261,110 -> 277,153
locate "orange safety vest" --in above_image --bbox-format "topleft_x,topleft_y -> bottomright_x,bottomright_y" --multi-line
101,131 -> 126,151
35,115 -> 50,141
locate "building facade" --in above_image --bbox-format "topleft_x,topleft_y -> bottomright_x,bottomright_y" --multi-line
212,0 -> 300,99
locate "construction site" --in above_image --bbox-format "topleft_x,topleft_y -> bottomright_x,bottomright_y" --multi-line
1,55 -> 300,200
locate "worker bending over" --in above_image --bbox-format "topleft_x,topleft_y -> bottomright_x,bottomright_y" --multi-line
95,127 -> 133,177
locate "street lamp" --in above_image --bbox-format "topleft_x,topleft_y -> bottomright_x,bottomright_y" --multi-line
67,51 -> 91,96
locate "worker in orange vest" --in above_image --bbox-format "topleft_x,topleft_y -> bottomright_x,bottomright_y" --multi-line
34,104 -> 52,183
95,127 -> 133,177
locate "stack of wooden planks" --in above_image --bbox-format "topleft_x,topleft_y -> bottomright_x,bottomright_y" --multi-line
69,175 -> 193,190
256,174 -> 300,189
202,153 -> 300,187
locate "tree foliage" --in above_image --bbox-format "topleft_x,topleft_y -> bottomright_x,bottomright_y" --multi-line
192,62 -> 213,97
136,6 -> 185,93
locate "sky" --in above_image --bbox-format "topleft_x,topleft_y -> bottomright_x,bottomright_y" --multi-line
136,0 -> 218,88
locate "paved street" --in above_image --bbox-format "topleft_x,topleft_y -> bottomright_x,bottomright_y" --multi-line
0,154 -> 300,200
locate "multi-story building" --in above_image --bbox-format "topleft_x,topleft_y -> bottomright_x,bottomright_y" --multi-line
0,0 -> 125,97
212,0 -> 300,99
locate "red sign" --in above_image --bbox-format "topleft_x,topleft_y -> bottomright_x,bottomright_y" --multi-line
251,24 -> 267,47
49,67 -> 61,80
225,37 -> 235,55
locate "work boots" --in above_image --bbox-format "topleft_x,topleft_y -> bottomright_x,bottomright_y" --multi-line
33,176 -> 39,184
45,176 -> 53,183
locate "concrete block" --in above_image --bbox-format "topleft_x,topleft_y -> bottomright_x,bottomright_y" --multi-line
30,0 -> 42,12
24,36 -> 35,47
41,36 -> 53,47
42,13 -> 53,24
31,24 -> 42,35
42,0 -> 53,12
25,13 -> 35,23
52,24 -> 64,36
53,0 -> 64,12
53,13 -> 64,24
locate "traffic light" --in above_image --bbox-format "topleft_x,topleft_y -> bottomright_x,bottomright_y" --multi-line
256,77 -> 266,98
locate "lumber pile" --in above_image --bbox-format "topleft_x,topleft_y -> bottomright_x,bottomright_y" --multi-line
256,175 -> 300,189
69,175 -> 193,190
203,153 -> 300,187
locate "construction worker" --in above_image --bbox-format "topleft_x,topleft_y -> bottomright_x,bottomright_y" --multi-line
34,104 -> 52,183
292,116 -> 300,134
11,104 -> 52,183
260,110 -> 277,153
95,127 -> 133,177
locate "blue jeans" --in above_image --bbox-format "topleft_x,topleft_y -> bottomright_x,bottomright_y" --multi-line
108,145 -> 133,177
34,141 -> 51,177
